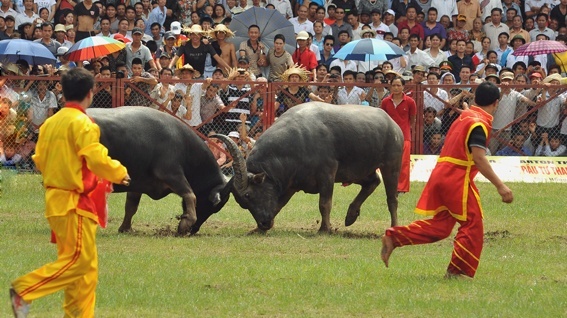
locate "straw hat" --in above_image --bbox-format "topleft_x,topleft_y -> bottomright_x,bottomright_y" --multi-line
176,64 -> 201,78
212,23 -> 235,38
360,28 -> 376,38
183,24 -> 205,35
543,73 -> 563,84
280,64 -> 310,82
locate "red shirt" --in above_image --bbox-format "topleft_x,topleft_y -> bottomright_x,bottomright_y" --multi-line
398,21 -> 425,40
292,47 -> 318,71
380,94 -> 417,141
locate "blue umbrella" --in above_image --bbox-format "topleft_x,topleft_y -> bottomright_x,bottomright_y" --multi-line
334,38 -> 405,62
0,39 -> 57,65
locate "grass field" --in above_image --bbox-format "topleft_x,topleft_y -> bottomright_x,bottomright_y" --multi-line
1,172 -> 566,317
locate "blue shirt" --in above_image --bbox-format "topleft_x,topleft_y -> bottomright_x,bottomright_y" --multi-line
422,22 -> 447,41
145,6 -> 167,35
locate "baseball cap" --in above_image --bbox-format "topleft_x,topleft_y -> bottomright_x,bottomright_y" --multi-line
164,31 -> 176,39
500,72 -> 514,81
5,15 -> 15,21
56,46 -> 69,56
296,30 -> 309,40
170,21 -> 181,35
238,56 -> 249,64
385,9 -> 395,17
159,52 -> 171,59
457,14 -> 467,22
132,27 -> 144,35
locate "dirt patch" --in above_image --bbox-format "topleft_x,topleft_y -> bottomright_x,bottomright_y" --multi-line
484,230 -> 511,241
340,231 -> 381,239
153,225 -> 177,237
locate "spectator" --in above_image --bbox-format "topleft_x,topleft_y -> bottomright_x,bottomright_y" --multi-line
480,0 -> 503,21
16,0 -> 38,28
364,70 -> 389,107
431,0 -> 458,24
235,24 -> 267,78
469,17 -> 486,51
290,5 -> 313,34
535,132 -> 566,156
156,51 -> 173,72
423,129 -> 443,155
265,33 -> 294,82
125,58 -> 158,107
423,72 -> 449,113
337,70 -> 366,104
174,65 -> 211,127
424,33 -> 448,66
199,84 -> 225,134
333,0 -> 358,17
212,23 -> 237,69
550,0 -> 567,29
391,0 -> 421,19
170,24 -> 230,78
125,27 -> 157,75
506,35 -> 529,68
489,71 -> 536,154
346,11 -> 362,40
448,39 -> 473,81
536,73 -> 566,137
483,8 -> 509,50
0,135 -> 22,168
267,0 -> 293,19
447,14 -> 470,43
496,133 -> 533,156
206,130 -> 227,167
422,8 -> 447,47
475,50 -> 500,77
529,13 -> 556,41
369,8 -> 389,39
358,0 -> 388,18
150,67 -> 176,110
407,33 -> 436,68
380,76 -> 416,194
457,0 -> 481,31
383,9 -> 398,36
0,97 -> 17,142
292,30 -> 318,73
149,22 -> 164,49
145,0 -> 166,35
274,65 -> 313,116
221,67 -> 254,132
33,22 -> 60,56
29,79 -> 57,131
91,66 -> 113,109
74,0 -> 99,41
397,6 -> 425,45
164,92 -> 193,124
53,24 -> 72,48
330,7 -> 353,44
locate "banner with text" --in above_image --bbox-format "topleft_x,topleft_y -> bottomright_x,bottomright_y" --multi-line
410,155 -> 567,183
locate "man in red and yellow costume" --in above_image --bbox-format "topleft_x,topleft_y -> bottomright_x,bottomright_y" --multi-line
381,82 -> 514,278
10,68 -> 131,317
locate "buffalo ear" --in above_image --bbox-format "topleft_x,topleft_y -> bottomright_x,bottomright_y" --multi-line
251,172 -> 266,184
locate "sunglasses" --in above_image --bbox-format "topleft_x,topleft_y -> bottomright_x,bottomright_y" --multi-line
374,76 -> 384,79
325,43 -> 333,46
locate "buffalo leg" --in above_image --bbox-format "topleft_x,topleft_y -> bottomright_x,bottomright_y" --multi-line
381,166 -> 400,227
345,172 -> 381,227
168,179 -> 197,236
318,181 -> 334,233
118,192 -> 142,233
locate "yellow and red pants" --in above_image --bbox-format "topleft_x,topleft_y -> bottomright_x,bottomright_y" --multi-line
385,205 -> 484,277
12,211 -> 98,317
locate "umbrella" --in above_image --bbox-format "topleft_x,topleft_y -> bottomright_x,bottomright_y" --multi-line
334,38 -> 405,62
229,7 -> 296,54
66,36 -> 126,61
512,40 -> 567,56
0,39 -> 57,65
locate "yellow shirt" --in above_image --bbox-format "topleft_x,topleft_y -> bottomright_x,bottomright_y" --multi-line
32,105 -> 128,221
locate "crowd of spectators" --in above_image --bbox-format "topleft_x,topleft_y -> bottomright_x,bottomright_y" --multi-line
1,0 -> 567,171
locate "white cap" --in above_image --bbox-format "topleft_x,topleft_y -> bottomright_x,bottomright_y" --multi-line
56,46 -> 69,56
386,9 -> 395,17
170,21 -> 181,35
228,131 -> 240,138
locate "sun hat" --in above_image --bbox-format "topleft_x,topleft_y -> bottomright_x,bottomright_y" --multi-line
280,64 -> 310,82
176,63 -> 201,78
54,24 -> 66,33
296,31 -> 309,40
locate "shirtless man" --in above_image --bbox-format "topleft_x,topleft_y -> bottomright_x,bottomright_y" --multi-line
212,24 -> 237,68
74,0 -> 99,41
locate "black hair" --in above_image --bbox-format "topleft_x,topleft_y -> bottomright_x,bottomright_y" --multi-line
323,35 -> 334,43
100,65 -> 111,72
409,33 -> 420,41
61,68 -> 95,102
274,34 -> 285,43
343,70 -> 356,78
428,7 -> 437,14
475,82 -> 500,106
337,30 -> 349,37
248,24 -> 260,31
132,58 -> 143,65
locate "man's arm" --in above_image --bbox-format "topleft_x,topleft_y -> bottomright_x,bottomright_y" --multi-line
471,146 -> 513,203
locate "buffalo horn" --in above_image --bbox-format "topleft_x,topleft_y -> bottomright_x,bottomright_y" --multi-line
210,134 -> 248,191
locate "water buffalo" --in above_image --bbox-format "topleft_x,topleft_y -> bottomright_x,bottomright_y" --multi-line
218,102 -> 404,233
87,106 -> 231,235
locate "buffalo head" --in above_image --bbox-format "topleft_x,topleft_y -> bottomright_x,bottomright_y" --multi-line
213,134 -> 279,231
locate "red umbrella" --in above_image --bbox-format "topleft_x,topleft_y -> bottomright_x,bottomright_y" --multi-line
512,40 -> 567,56
66,36 -> 126,61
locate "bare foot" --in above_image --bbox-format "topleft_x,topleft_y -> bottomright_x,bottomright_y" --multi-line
381,234 -> 395,268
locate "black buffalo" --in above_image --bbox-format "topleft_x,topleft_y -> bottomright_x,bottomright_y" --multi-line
88,107 -> 232,235
218,102 -> 404,233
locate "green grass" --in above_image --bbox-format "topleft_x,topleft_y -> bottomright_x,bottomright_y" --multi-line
1,172 -> 566,317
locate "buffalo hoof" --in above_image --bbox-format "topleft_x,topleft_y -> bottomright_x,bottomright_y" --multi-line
345,208 -> 360,227
317,224 -> 332,234
118,225 -> 132,233
177,216 -> 196,236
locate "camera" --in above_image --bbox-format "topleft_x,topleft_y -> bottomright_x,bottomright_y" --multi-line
329,74 -> 339,79
238,70 -> 245,75
116,70 -> 125,79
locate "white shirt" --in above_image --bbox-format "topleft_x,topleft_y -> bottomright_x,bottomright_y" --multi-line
173,82 -> 204,126
480,0 -> 503,21
406,48 -> 436,68
494,90 -> 523,130
431,0 -> 458,21
30,90 -> 57,127
33,0 -> 56,15
15,11 -> 39,29
423,88 -> 449,113
371,22 -> 390,40
329,59 -> 357,76
337,86 -> 365,105
289,17 -> 314,34
268,0 -> 293,18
